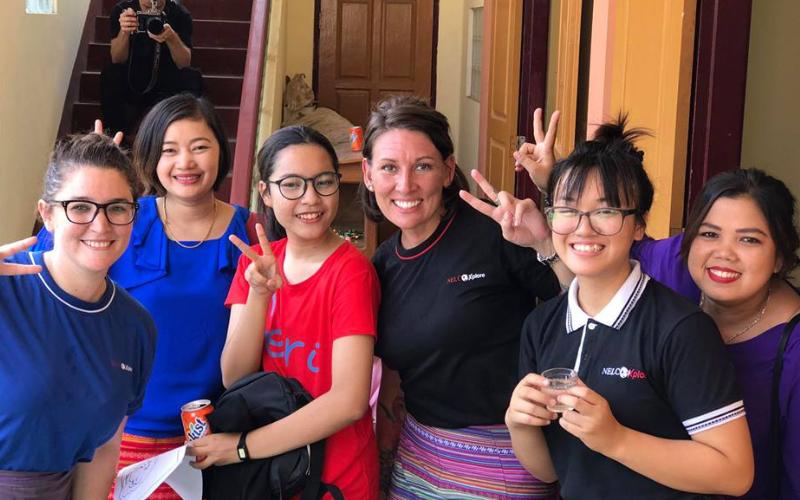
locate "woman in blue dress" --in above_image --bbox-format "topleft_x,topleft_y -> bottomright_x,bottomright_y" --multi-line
35,94 -> 251,499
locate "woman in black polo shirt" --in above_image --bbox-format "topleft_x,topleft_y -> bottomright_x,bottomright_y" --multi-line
503,118 -> 754,499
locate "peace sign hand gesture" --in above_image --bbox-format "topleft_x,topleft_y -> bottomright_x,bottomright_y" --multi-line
229,223 -> 282,296
0,237 -> 42,276
513,108 -> 560,192
93,119 -> 124,146
459,169 -> 551,249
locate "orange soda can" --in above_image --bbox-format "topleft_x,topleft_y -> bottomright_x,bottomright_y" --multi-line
181,399 -> 213,441
349,126 -> 364,151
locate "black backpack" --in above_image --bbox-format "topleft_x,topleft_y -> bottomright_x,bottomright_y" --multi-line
203,372 -> 344,500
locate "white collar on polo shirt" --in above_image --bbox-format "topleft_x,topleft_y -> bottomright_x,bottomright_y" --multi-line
566,260 -> 650,334
565,260 -> 649,374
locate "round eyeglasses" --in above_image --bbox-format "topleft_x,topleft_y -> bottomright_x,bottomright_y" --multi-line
268,172 -> 342,200
544,206 -> 639,236
50,200 -> 139,225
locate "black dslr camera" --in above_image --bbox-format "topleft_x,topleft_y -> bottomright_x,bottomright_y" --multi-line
136,6 -> 166,35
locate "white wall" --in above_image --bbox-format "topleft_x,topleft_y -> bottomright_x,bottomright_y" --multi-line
0,1 -> 91,242
435,0 -> 482,180
740,0 -> 800,199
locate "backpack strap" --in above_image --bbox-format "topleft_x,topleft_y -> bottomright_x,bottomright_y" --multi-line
300,440 -> 344,500
768,312 -> 800,499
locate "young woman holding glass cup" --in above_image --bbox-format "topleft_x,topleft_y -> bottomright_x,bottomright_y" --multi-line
466,118 -> 754,498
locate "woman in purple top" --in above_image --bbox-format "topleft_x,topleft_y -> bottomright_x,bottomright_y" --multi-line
632,169 -> 800,500
462,105 -> 799,498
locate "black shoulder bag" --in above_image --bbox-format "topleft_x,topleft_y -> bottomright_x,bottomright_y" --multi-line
767,312 -> 800,499
204,372 -> 344,500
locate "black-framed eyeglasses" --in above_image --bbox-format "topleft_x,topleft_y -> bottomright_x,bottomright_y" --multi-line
49,200 -> 139,225
268,172 -> 342,200
544,206 -> 639,236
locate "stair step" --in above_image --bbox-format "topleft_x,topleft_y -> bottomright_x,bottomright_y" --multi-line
216,105 -> 240,134
87,43 -> 247,76
72,102 -> 102,133
72,102 -> 239,139
79,71 -> 244,107
72,101 -> 237,154
102,0 -> 253,22
95,16 -> 250,48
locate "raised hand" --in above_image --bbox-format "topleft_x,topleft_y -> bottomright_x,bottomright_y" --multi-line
118,8 -> 138,35
459,169 -> 551,248
93,119 -> 124,146
506,373 -> 558,429
148,23 -> 178,44
229,223 -> 282,296
513,108 -> 560,192
0,237 -> 42,276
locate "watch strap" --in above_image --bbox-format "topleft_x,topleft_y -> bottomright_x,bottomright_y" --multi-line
237,431 -> 250,462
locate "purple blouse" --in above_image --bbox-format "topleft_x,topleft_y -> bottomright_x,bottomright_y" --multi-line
634,234 -> 800,499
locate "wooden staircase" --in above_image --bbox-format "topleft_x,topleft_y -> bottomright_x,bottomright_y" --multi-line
69,0 -> 255,200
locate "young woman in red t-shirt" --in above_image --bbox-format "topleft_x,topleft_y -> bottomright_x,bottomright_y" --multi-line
187,126 -> 380,498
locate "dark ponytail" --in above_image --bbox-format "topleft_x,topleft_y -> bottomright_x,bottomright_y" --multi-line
547,114 -> 653,225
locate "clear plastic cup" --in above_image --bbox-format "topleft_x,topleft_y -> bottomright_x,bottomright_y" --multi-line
542,367 -> 578,413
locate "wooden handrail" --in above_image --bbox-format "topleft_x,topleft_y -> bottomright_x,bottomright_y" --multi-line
230,0 -> 271,208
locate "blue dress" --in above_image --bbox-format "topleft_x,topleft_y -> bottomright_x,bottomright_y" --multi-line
35,196 -> 251,437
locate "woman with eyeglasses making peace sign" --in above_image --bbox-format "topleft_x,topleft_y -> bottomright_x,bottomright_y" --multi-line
186,125 -> 381,499
0,133 -> 156,499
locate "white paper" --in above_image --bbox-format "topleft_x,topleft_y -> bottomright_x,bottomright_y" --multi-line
114,445 -> 202,500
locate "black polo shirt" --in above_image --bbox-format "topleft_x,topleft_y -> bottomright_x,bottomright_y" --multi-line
375,199 -> 560,428
519,262 -> 745,500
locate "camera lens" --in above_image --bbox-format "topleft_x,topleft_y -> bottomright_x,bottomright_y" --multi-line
147,18 -> 164,35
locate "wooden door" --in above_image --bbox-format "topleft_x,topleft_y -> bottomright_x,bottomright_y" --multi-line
478,0 -> 523,194
316,0 -> 435,127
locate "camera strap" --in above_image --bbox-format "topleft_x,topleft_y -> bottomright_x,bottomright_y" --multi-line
127,36 -> 162,95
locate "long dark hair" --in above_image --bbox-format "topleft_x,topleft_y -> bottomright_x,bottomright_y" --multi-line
680,168 -> 799,278
256,125 -> 339,240
547,115 -> 654,226
358,95 -> 469,223
133,93 -> 231,195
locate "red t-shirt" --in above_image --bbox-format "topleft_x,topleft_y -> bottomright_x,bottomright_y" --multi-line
226,239 -> 379,499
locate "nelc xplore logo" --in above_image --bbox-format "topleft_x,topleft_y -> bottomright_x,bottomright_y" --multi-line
447,272 -> 486,284
601,366 -> 647,380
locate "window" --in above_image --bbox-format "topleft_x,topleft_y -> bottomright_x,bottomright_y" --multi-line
467,6 -> 483,101
26,0 -> 57,14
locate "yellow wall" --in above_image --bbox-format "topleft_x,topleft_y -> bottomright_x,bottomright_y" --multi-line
285,0 -> 315,81
740,0 -> 800,198
607,0 -> 696,237
0,1 -> 91,242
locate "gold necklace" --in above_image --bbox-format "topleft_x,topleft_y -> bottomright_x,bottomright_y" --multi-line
701,286 -> 771,344
162,197 -> 217,249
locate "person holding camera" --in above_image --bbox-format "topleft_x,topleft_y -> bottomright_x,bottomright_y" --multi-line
101,0 -> 201,139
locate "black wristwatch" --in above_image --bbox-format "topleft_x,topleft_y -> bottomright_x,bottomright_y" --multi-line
237,431 -> 250,462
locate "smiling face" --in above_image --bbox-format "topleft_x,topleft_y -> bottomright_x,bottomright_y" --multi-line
38,166 -> 135,277
259,144 -> 339,244
687,196 -> 779,306
155,118 -> 220,202
362,129 -> 455,248
551,170 -> 644,286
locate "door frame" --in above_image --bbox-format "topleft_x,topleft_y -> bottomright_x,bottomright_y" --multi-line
515,0 -> 551,201
684,0 -> 753,219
